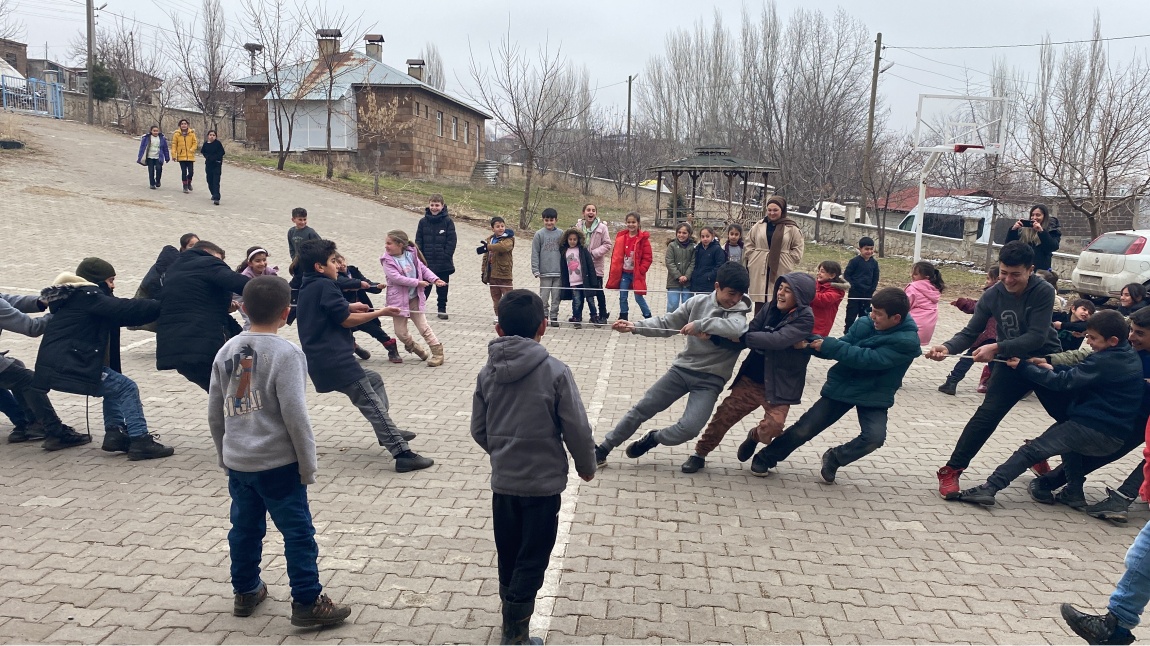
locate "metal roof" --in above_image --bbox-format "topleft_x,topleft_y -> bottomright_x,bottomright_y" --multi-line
231,51 -> 492,119
649,146 -> 778,174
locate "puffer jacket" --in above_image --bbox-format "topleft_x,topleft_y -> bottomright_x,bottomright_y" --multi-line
733,272 -> 816,404
906,278 -> 941,344
606,230 -> 653,295
156,249 -> 249,370
689,240 -> 727,293
416,208 -> 457,276
810,279 -> 848,337
34,274 -> 160,396
665,238 -> 695,289
170,128 -> 199,162
817,314 -> 922,409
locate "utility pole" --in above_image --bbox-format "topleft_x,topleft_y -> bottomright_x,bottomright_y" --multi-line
861,32 -> 882,225
86,0 -> 94,124
626,73 -> 638,200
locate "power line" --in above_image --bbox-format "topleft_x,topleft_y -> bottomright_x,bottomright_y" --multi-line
888,32 -> 1150,51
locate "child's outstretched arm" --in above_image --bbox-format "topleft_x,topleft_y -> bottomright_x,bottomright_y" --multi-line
818,334 -> 921,370
0,294 -> 50,337
745,311 -> 812,351
695,309 -> 750,341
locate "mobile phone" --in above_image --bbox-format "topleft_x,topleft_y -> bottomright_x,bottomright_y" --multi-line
1020,219 -> 1033,227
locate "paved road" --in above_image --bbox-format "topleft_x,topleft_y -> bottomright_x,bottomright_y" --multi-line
0,114 -> 1139,644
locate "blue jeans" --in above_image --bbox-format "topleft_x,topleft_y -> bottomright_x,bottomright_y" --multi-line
570,287 -> 596,321
228,463 -> 321,605
99,368 -> 149,438
755,397 -> 889,469
618,273 -> 651,319
666,286 -> 691,313
0,389 -> 29,426
603,366 -> 727,448
1111,518 -> 1150,629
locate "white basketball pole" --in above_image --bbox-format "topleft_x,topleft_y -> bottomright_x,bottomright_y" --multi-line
912,150 -> 943,262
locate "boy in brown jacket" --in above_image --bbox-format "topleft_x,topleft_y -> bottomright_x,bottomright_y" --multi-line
478,216 -> 516,322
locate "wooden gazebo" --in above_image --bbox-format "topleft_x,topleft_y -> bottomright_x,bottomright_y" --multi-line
650,146 -> 780,228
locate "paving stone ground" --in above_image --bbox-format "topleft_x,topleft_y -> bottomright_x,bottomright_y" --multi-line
0,114 -> 1142,644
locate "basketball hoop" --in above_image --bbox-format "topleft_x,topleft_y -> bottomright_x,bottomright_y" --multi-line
953,144 -> 984,153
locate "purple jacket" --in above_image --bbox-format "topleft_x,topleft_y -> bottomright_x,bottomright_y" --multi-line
137,133 -> 171,164
380,249 -> 439,315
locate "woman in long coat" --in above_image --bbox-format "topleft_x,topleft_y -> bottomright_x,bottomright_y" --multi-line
745,195 -> 804,312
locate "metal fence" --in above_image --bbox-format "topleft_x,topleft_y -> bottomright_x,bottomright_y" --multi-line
1,76 -> 64,119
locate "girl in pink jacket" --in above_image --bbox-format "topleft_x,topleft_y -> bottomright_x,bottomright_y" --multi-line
381,230 -> 446,367
906,261 -> 945,344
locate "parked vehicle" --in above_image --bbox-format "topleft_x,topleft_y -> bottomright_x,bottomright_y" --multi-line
1071,230 -> 1150,305
897,195 -> 995,244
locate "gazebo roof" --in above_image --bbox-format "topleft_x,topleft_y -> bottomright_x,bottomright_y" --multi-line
649,146 -> 778,174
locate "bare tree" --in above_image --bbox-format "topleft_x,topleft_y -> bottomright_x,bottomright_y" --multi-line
81,17 -> 165,133
168,0 -> 234,133
357,90 -> 412,194
419,42 -> 446,91
467,32 -> 591,229
0,0 -> 21,40
862,132 -> 920,256
1015,18 -> 1150,239
239,0 -> 308,170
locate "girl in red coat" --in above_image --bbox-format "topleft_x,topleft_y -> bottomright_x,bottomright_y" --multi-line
810,260 -> 848,337
606,212 -> 653,321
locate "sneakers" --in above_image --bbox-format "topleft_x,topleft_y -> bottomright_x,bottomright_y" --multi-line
937,466 -> 964,500
749,449 -> 773,477
353,344 -> 371,360
42,426 -> 91,451
1055,487 -> 1088,509
233,581 -> 268,617
819,448 -> 839,484
1060,604 -> 1135,645
957,484 -> 997,506
213,199 -> 220,205
549,319 -> 559,328
101,425 -> 130,453
1084,487 -> 1133,524
937,378 -> 959,396
394,450 -> 434,473
595,444 -> 610,467
8,422 -> 46,443
625,431 -> 659,459
1028,478 -> 1057,504
290,593 -> 352,627
736,433 -> 758,463
437,311 -> 449,321
383,339 -> 402,364
127,434 -> 175,461
681,454 -> 705,473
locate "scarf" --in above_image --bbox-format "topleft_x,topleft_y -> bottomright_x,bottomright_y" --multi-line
765,217 -> 797,286
580,218 -> 601,240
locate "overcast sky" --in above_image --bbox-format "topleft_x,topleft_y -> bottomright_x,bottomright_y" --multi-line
12,0 -> 1150,129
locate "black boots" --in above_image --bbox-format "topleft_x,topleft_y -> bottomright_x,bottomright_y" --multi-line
102,426 -> 130,453
41,425 -> 91,451
1060,604 -> 1135,645
128,434 -> 175,461
938,377 -> 960,396
500,586 -> 543,645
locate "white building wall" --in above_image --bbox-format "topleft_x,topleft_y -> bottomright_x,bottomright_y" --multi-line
268,94 -> 358,152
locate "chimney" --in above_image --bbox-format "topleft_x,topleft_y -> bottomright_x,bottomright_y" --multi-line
316,28 -> 342,58
407,58 -> 425,82
364,34 -> 384,62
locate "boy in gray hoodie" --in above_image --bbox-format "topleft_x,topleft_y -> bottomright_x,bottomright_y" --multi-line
597,262 -> 752,467
531,208 -> 565,326
208,276 -> 351,628
472,289 -> 596,645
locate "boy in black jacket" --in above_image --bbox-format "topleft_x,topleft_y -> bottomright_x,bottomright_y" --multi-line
34,258 -> 174,459
842,237 -> 879,333
957,310 -> 1143,506
295,239 -> 433,473
415,194 -> 457,320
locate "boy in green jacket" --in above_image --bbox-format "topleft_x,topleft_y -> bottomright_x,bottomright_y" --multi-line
750,287 -> 922,481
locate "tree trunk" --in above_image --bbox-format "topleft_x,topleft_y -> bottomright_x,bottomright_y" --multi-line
878,208 -> 887,258
277,151 -> 287,171
814,200 -> 823,243
325,99 -> 334,180
1088,213 -> 1100,239
520,154 -> 535,230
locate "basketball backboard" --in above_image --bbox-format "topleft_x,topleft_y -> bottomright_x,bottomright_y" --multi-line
913,94 -> 1007,155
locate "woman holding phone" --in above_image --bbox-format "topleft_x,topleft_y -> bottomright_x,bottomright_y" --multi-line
1005,204 -> 1061,271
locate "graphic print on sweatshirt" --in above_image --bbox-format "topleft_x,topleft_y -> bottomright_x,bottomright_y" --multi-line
223,344 -> 263,417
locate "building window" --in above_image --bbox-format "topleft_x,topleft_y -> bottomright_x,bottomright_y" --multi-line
414,100 -> 420,116
465,121 -> 470,144
452,116 -> 458,140
425,105 -> 429,119
436,111 -> 443,137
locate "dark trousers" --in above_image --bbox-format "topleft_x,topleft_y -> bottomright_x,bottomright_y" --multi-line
1038,419 -> 1148,498
946,362 -> 1068,470
179,160 -> 194,184
423,274 -> 450,313
175,362 -> 212,392
592,277 -> 608,317
843,296 -> 871,334
986,420 -> 1125,493
228,463 -> 321,605
146,158 -> 163,186
0,361 -> 62,434
756,396 -> 889,469
205,162 -> 221,200
569,288 -> 597,321
353,317 -> 393,344
0,389 -> 29,426
493,493 -> 561,604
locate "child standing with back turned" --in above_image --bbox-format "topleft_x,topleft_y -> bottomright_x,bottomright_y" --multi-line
209,276 -> 351,628
472,290 -> 596,645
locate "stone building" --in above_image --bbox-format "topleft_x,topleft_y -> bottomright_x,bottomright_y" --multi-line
232,32 -> 488,181
0,38 -> 27,77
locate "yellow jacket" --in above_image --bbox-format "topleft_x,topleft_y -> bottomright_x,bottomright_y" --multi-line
170,128 -> 199,162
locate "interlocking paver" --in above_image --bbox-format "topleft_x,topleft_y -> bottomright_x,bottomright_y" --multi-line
0,113 -> 1145,644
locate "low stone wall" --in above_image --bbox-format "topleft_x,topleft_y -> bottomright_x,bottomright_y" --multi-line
60,91 -> 246,141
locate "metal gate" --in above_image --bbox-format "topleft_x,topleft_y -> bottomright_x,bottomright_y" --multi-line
0,76 -> 64,119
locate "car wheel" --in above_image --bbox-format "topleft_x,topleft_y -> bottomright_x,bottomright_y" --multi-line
1081,294 -> 1111,306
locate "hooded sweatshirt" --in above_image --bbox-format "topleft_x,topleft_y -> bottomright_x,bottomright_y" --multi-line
810,279 -> 849,337
905,278 -> 941,344
471,335 -> 597,496
942,275 -> 1061,359
631,291 -> 752,378
734,272 -> 816,404
0,293 -> 50,372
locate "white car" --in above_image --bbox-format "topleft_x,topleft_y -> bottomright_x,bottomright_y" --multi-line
1071,230 -> 1150,305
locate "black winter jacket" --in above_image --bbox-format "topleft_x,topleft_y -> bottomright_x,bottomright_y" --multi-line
416,208 -> 457,276
34,275 -> 160,396
690,241 -> 727,293
1004,218 -> 1061,271
1019,339 -> 1143,436
559,244 -> 600,300
731,272 -> 816,404
156,249 -> 249,370
337,266 -> 383,307
139,245 -> 180,300
200,140 -> 225,166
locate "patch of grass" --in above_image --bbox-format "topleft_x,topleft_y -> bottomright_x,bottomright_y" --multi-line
793,242 -> 988,297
